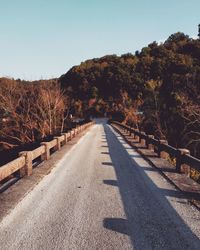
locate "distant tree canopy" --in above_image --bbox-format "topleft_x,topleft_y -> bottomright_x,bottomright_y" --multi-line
59,32 -> 200,157
59,54 -> 140,100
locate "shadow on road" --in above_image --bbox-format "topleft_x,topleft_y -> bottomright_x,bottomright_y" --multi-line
102,124 -> 200,249
103,218 -> 130,235
101,152 -> 110,155
102,162 -> 113,167
103,180 -> 118,187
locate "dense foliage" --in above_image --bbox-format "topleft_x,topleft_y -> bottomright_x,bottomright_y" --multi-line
59,32 -> 200,157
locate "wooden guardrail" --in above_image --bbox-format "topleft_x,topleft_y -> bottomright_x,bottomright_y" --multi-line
111,121 -> 200,176
0,122 -> 94,183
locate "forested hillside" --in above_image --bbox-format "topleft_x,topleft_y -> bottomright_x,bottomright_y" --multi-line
59,32 -> 200,157
0,32 -> 200,159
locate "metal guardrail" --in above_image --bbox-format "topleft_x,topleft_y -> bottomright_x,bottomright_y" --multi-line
111,121 -> 200,174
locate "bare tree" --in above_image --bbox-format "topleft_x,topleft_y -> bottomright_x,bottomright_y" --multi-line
180,95 -> 200,156
37,81 -> 70,135
0,78 -> 70,149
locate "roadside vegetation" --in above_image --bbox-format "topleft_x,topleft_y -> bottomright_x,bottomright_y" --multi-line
0,78 -> 86,165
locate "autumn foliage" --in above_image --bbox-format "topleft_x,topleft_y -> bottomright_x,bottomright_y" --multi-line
0,79 -> 69,150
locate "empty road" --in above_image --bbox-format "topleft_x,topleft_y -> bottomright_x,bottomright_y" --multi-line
0,120 -> 200,250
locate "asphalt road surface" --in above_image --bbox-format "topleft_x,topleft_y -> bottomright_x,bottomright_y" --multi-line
0,119 -> 200,250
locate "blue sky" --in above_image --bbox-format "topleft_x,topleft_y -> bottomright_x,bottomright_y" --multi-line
0,0 -> 200,80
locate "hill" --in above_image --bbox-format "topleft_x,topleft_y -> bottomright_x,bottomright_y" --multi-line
59,32 -> 200,157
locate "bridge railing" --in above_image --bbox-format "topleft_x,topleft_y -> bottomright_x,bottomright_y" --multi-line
0,122 -> 94,186
111,121 -> 200,175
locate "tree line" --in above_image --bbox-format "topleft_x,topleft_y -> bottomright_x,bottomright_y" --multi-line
59,32 -> 200,158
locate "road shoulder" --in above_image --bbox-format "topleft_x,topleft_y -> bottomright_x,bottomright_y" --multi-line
111,123 -> 200,210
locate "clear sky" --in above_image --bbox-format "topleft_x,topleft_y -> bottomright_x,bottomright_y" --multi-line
0,0 -> 200,80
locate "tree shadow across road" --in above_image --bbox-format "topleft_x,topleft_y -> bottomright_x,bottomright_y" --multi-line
102,124 -> 200,250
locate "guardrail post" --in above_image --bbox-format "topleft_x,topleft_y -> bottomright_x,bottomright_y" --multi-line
19,151 -> 33,176
62,133 -> 68,144
66,132 -> 70,141
134,129 -> 140,141
17,154 -> 26,177
158,140 -> 168,159
54,137 -> 61,151
68,130 -> 71,140
140,132 -> 146,147
146,135 -> 154,150
176,148 -> 190,174
41,142 -> 50,160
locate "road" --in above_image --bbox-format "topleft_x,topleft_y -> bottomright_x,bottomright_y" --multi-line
0,120 -> 200,250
